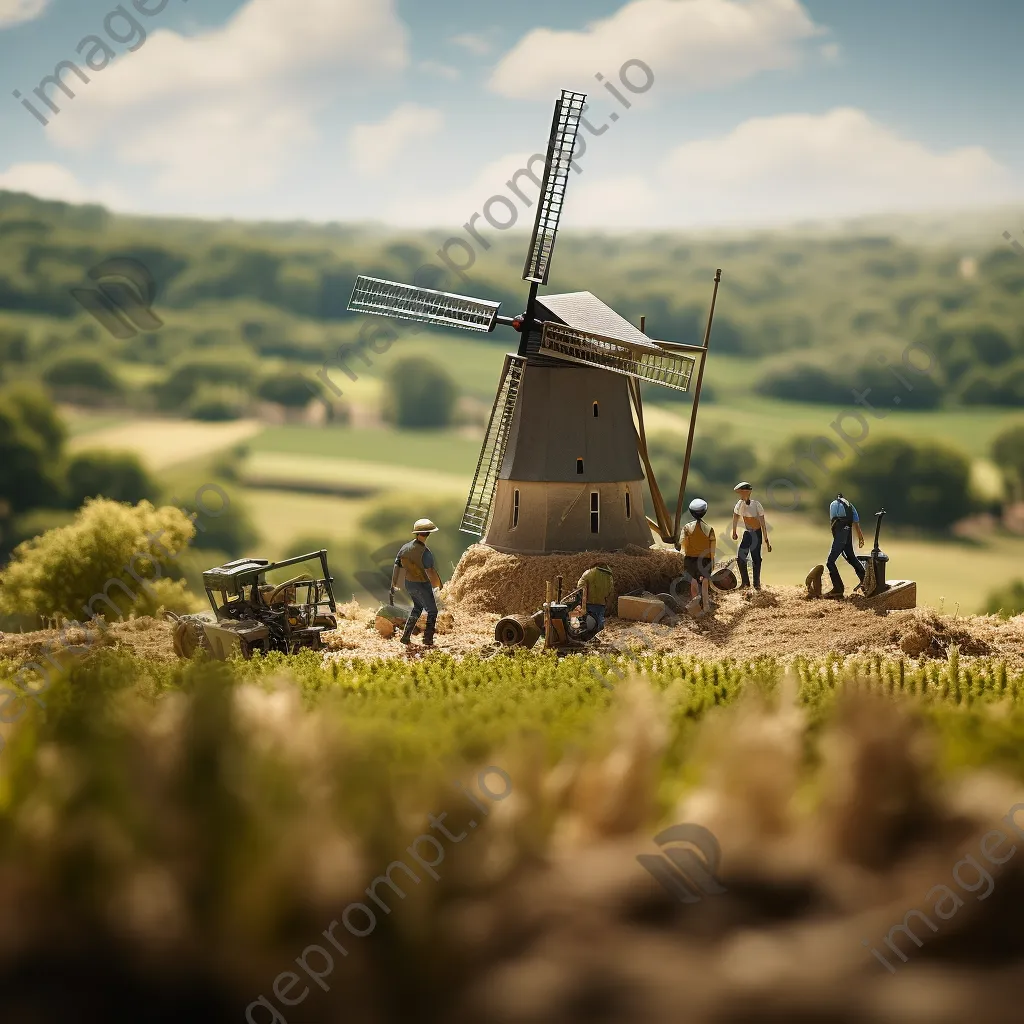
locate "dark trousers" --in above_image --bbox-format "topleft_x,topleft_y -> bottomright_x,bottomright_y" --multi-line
402,581 -> 437,641
737,528 -> 762,587
827,526 -> 865,591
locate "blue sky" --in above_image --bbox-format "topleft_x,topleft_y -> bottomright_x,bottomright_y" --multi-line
0,0 -> 1021,228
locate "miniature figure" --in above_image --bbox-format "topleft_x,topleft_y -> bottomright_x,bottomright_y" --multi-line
391,519 -> 443,646
731,481 -> 771,589
681,497 -> 716,616
825,493 -> 866,598
577,561 -> 614,632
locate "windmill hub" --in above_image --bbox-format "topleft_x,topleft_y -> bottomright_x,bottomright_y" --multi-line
346,88 -> 722,556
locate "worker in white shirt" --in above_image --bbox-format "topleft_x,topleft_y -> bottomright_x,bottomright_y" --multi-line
731,481 -> 771,590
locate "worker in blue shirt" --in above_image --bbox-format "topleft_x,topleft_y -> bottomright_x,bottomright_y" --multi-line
825,493 -> 866,598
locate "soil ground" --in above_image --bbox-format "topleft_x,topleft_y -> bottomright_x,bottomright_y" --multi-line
4,586 -> 1020,671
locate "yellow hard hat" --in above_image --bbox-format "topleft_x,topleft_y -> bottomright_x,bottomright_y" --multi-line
412,518 -> 439,534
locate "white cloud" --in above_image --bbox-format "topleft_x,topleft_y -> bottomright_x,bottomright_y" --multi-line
349,103 -> 444,177
451,32 -> 492,56
0,161 -> 127,207
41,0 -> 408,197
568,108 -> 1022,228
0,0 -> 49,28
384,149 -> 545,228
820,42 -> 840,61
489,0 -> 823,100
419,60 -> 461,81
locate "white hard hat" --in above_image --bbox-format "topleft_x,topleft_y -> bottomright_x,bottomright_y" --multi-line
412,518 -> 439,534
688,498 -> 708,516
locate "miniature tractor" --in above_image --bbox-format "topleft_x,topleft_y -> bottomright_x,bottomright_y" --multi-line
171,550 -> 338,660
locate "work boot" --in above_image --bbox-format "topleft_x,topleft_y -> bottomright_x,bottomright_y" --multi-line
738,562 -> 751,589
823,586 -> 845,600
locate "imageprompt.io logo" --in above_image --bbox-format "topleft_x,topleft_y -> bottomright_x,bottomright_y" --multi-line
70,257 -> 164,340
636,823 -> 727,903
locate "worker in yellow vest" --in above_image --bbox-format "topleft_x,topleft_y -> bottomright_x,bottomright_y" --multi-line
577,562 -> 614,632
681,497 -> 716,615
390,518 -> 443,646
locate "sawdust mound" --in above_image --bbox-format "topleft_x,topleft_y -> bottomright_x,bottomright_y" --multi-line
896,609 -> 993,658
0,615 -> 176,666
445,543 -> 687,616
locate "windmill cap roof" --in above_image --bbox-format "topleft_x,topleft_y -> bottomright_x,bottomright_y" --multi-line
536,291 -> 661,351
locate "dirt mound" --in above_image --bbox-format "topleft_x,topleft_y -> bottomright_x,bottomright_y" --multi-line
0,615 -> 177,668
445,543 -> 687,616
896,609 -> 994,658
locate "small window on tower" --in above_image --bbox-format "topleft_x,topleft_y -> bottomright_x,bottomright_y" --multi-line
593,402 -> 599,417
511,488 -> 520,529
590,491 -> 599,533
576,458 -> 584,474
625,491 -> 631,519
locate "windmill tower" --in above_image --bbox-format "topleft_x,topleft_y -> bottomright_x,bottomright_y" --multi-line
348,91 -> 722,555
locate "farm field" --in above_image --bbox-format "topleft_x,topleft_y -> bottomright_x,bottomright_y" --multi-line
52,404 -> 1024,613
66,416 -> 263,468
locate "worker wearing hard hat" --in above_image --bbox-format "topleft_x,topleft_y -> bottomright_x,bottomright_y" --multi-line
731,481 -> 771,589
681,497 -> 716,615
391,519 -> 443,646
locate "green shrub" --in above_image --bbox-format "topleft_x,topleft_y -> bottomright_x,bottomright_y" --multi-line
984,579 -> 1024,618
756,350 -> 944,408
0,498 -> 195,622
383,356 -> 459,428
256,370 -> 317,407
0,390 -> 66,515
822,436 -> 972,530
991,422 -> 1024,501
958,359 -> 1024,406
153,354 -> 254,410
187,385 -> 247,421
42,354 -> 123,395
64,450 -> 159,508
173,481 -> 258,557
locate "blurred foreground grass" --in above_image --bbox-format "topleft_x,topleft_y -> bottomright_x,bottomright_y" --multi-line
2,649 -> 1024,1022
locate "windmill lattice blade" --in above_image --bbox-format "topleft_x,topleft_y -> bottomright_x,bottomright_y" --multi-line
523,91 -> 587,286
538,322 -> 696,393
348,276 -> 500,332
460,354 -> 526,536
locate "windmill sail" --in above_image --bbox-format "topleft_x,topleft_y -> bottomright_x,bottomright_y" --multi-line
460,354 -> 526,536
522,91 -> 586,286
538,322 -> 695,392
348,275 -> 500,332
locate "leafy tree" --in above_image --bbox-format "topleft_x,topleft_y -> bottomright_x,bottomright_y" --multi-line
153,354 -> 254,410
0,391 -> 65,514
257,371 -> 317,408
188,385 -> 248,421
958,359 -> 1024,406
0,499 -> 195,622
383,356 -> 458,429
756,351 -> 944,408
1,383 -> 66,458
42,354 -> 123,395
984,579 -> 1024,618
990,422 -> 1024,502
65,450 -> 159,509
821,436 -> 971,530
173,482 -> 258,558
0,327 -> 29,363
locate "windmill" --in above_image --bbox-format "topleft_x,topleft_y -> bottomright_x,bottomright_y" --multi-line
348,90 -> 722,554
